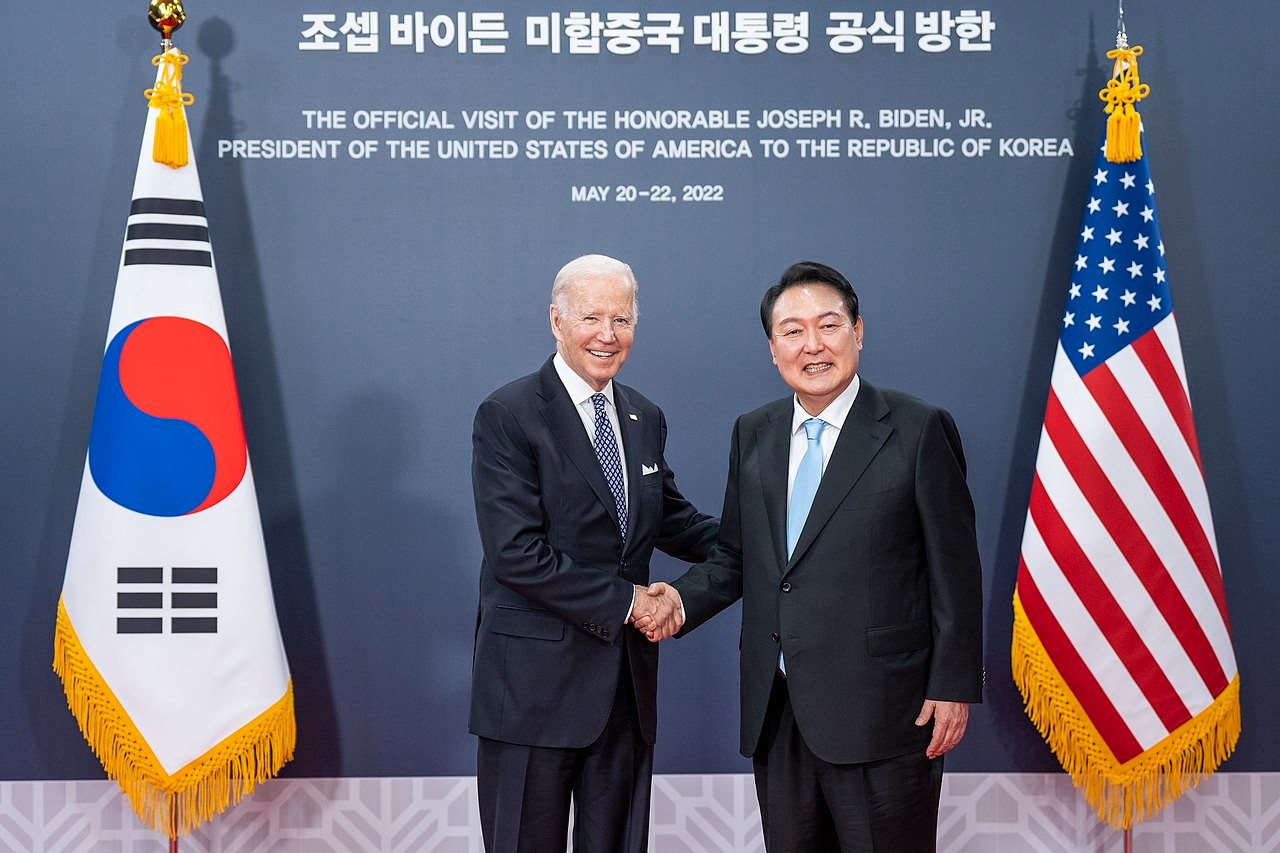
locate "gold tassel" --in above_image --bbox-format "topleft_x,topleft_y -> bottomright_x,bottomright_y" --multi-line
145,49 -> 195,169
1099,45 -> 1150,164
1011,592 -> 1240,829
53,598 -> 296,836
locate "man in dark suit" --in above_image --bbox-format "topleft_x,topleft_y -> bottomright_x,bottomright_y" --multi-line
470,254 -> 718,852
641,261 -> 983,852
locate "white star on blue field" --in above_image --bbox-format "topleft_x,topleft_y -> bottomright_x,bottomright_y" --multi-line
1060,137 -> 1172,376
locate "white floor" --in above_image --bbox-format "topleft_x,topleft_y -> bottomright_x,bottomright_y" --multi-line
1,773 -> 1275,852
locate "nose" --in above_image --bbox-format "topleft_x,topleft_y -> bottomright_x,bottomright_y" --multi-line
802,328 -> 824,352
596,324 -> 618,343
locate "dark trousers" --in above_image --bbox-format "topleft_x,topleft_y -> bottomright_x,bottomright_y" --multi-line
477,666 -> 653,853
753,674 -> 943,853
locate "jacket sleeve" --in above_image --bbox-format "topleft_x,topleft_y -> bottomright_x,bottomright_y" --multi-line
915,407 -> 985,702
472,396 -> 635,639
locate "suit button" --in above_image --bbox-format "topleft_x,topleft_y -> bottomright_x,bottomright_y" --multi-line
771,632 -> 779,643
781,582 -> 792,593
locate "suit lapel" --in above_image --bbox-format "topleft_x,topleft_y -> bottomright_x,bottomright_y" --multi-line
536,359 -> 622,536
786,381 -> 894,572
757,400 -> 792,579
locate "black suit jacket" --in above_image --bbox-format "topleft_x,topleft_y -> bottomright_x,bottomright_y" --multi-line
674,380 -> 983,764
469,356 -> 718,748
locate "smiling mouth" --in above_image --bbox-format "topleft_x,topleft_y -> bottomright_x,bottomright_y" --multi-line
803,363 -> 833,374
589,350 -> 616,359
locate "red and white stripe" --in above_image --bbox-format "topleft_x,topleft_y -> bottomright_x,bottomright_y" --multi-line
1018,314 -> 1236,761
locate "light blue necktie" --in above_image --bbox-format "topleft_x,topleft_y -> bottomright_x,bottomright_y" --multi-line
591,393 -> 628,541
781,417 -> 825,675
787,418 -> 826,558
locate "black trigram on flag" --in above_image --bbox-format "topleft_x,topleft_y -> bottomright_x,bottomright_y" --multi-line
116,565 -> 218,633
123,197 -> 213,268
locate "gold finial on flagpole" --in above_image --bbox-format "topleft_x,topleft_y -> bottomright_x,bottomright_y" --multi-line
149,0 -> 186,48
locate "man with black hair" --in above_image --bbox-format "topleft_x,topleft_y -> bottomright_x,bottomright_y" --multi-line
641,261 -> 983,852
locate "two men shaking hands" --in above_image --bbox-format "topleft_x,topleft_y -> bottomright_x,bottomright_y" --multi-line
470,255 -> 983,853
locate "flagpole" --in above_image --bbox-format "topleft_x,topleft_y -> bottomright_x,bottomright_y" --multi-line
170,793 -> 179,853
148,9 -> 188,850
1112,15 -> 1136,853
1112,0 -> 1133,840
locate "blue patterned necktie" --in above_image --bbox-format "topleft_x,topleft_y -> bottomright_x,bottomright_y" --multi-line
591,393 -> 628,541
787,418 -> 827,558
781,417 -> 825,675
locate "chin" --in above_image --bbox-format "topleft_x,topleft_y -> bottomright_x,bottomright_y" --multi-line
798,379 -> 834,395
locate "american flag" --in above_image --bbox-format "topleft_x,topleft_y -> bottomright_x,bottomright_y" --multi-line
1011,129 -> 1239,828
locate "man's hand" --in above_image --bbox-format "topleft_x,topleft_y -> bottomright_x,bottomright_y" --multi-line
631,583 -> 684,642
915,699 -> 969,759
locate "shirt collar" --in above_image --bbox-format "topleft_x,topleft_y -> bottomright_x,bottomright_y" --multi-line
791,374 -> 860,435
553,352 -> 615,408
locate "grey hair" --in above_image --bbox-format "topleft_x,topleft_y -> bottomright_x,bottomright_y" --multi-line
551,254 -> 639,324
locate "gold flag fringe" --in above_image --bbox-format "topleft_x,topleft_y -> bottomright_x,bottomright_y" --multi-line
1011,592 -> 1239,829
1099,45 -> 1150,164
53,597 -> 296,836
145,49 -> 195,168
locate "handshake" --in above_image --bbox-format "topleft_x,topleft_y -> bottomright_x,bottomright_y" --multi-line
629,582 -> 683,642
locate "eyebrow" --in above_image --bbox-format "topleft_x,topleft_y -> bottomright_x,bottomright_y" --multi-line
776,311 -> 845,326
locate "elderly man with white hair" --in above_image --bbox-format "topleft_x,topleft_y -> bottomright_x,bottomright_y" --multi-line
469,254 -> 718,852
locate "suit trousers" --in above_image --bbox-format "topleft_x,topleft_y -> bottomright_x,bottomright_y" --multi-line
477,656 -> 653,853
753,673 -> 943,853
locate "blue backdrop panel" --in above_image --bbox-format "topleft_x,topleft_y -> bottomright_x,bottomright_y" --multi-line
2,1 -> 1276,779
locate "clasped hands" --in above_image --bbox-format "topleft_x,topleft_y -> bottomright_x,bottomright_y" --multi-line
629,582 -> 683,642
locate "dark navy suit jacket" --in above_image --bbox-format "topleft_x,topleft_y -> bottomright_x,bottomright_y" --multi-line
469,356 -> 718,748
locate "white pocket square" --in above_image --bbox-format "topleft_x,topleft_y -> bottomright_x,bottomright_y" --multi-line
641,463 -> 659,476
